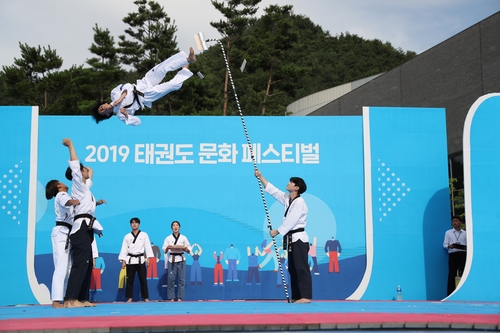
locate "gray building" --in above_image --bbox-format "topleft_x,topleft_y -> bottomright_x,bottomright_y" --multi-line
307,11 -> 500,161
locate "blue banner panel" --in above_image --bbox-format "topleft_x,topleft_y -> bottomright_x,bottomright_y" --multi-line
355,107 -> 450,301
0,106 -> 41,305
449,93 -> 500,301
30,115 -> 365,303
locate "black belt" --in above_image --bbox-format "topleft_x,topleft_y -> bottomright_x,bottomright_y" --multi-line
122,85 -> 144,109
55,221 -> 72,229
74,214 -> 95,230
170,253 -> 185,265
65,214 -> 98,249
127,253 -> 145,264
56,221 -> 73,250
74,213 -> 93,220
283,228 -> 305,252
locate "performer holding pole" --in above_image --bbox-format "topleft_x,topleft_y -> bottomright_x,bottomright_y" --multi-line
198,32 -> 291,301
255,169 -> 312,303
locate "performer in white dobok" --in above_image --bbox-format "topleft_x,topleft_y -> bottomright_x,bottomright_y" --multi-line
45,180 -> 80,308
62,138 -> 104,308
93,47 -> 197,126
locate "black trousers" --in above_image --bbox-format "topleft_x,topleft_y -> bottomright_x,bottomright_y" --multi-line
65,222 -> 93,301
126,263 -> 149,299
447,251 -> 466,296
288,239 -> 312,300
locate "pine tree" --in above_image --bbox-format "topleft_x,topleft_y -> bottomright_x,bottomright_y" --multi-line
210,0 -> 261,115
87,24 -> 122,104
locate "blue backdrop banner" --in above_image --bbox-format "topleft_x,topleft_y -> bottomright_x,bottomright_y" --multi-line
31,115 -> 365,303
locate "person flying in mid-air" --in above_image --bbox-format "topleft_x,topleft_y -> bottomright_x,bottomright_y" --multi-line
93,47 -> 197,126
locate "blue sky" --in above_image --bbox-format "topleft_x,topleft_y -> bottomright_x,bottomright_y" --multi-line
0,0 -> 499,70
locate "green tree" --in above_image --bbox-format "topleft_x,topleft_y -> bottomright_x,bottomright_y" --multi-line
87,24 -> 123,103
42,65 -> 95,116
1,43 -> 63,111
119,0 -> 178,75
118,0 -> 179,115
450,177 -> 465,221
210,0 -> 261,115
246,5 -> 302,115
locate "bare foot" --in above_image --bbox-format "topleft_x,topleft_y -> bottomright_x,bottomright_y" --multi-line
187,47 -> 196,63
294,298 -> 311,304
66,300 -> 86,308
52,301 -> 64,309
170,299 -> 175,302
144,298 -> 150,302
82,301 -> 96,307
126,298 -> 132,303
178,298 -> 182,302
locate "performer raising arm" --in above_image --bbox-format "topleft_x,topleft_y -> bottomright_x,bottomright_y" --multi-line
254,169 -> 312,303
62,138 -> 101,308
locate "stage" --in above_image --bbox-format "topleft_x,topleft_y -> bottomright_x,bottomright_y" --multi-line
1,300 -> 499,332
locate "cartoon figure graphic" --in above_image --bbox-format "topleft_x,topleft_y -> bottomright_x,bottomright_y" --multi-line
257,239 -> 279,271
309,236 -> 319,275
213,251 -> 224,286
90,239 -> 104,292
190,243 -> 203,285
325,236 -> 342,273
224,244 -> 241,282
90,256 -> 105,291
246,246 -> 261,285
276,247 -> 289,288
147,242 -> 161,280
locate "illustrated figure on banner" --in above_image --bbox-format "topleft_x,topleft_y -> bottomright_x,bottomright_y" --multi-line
189,243 -> 203,285
224,244 -> 241,282
325,236 -> 342,273
257,239 -> 279,271
147,242 -> 161,280
246,246 -> 261,285
277,247 -> 289,288
309,236 -> 319,275
90,240 -> 105,293
213,251 -> 224,286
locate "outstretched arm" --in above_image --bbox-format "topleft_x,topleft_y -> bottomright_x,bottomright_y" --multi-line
254,169 -> 269,188
62,138 -> 77,161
